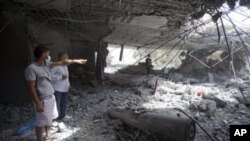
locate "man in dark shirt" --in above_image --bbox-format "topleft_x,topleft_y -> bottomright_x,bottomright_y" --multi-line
146,54 -> 153,74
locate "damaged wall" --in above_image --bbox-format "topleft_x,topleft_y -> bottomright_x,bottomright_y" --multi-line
0,11 -> 111,103
0,12 -> 30,103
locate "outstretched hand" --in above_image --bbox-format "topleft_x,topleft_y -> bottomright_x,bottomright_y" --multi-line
77,59 -> 87,64
59,59 -> 88,65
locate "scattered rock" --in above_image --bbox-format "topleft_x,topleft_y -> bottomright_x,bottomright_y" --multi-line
198,102 -> 207,112
187,78 -> 200,84
206,100 -> 217,117
133,87 -> 142,95
231,121 -> 242,125
110,135 -> 117,140
194,113 -> 200,120
239,110 -> 247,114
0,129 -> 12,140
234,103 -> 240,109
5,109 -> 20,123
146,79 -> 155,89
173,90 -> 184,95
181,94 -> 191,101
217,136 -> 223,141
222,120 -> 228,124
213,97 -> 227,108
236,97 -> 250,105
241,87 -> 250,93
171,73 -> 184,82
58,122 -> 67,132
189,102 -> 199,111
90,80 -> 99,87
203,94 -> 227,108
1,73 -> 250,141
108,119 -> 123,130
69,95 -> 79,102
200,112 -> 206,116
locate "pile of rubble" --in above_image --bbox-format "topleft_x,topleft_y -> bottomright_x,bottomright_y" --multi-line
0,72 -> 250,141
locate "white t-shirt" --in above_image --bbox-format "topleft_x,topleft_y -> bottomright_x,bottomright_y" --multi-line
25,63 -> 55,98
50,65 -> 70,92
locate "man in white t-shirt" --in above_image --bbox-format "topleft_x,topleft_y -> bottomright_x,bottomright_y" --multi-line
50,53 -> 71,121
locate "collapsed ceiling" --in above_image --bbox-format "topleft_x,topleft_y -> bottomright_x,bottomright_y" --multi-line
1,0 -> 250,48
1,2 -> 250,140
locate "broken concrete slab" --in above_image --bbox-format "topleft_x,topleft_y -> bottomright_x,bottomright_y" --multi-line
235,97 -> 250,105
198,102 -> 207,112
206,100 -> 217,117
2,72 -> 250,141
108,108 -> 196,141
69,95 -> 80,102
202,94 -> 227,108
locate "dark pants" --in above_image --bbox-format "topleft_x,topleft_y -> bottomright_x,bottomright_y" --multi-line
54,91 -> 68,119
147,65 -> 153,74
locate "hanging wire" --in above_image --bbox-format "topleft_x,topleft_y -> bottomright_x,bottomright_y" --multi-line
130,5 -> 245,66
224,13 -> 250,66
131,18 -> 214,66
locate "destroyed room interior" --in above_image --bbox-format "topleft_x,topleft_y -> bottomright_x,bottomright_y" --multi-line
1,0 -> 250,141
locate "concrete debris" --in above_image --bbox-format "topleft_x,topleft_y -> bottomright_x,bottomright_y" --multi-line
108,108 -> 196,141
198,102 -> 207,112
236,97 -> 250,105
5,109 -> 20,123
1,73 -> 250,141
171,73 -> 184,82
186,78 -> 200,84
202,95 -> 227,108
69,95 -> 80,102
58,122 -> 67,132
231,121 -> 242,125
173,90 -> 185,95
206,100 -> 217,117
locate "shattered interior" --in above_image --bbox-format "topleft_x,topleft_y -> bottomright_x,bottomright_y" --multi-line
1,0 -> 250,141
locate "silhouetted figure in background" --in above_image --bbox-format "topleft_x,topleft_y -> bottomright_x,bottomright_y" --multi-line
146,54 -> 153,74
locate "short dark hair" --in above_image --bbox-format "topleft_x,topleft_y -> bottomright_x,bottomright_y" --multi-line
58,52 -> 67,60
33,45 -> 49,59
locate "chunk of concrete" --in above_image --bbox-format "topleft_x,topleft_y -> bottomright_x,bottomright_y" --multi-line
206,100 -> 217,117
198,102 -> 207,112
171,73 -> 183,82
203,94 -> 227,108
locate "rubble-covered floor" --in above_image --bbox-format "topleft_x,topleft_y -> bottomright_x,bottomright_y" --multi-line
1,71 -> 250,141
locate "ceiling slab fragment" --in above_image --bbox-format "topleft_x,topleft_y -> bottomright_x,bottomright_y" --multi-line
1,0 -> 250,49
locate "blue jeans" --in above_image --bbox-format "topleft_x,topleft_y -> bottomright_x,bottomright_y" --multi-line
54,91 -> 68,119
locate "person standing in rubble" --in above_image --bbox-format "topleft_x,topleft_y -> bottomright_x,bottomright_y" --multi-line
146,54 -> 153,74
25,45 -> 87,141
50,53 -> 71,121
